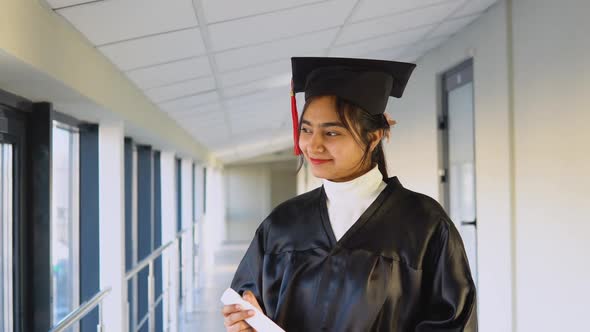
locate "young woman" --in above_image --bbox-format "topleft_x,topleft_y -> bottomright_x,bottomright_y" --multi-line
222,57 -> 477,331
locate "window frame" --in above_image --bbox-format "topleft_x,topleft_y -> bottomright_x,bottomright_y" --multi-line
0,91 -> 31,332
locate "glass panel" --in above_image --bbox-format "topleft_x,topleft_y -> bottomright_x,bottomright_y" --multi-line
1,144 -> 14,332
51,123 -> 80,329
447,81 -> 478,282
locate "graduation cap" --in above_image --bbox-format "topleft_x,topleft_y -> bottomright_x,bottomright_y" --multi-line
290,57 -> 416,155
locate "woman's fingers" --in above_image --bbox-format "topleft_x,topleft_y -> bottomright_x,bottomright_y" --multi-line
242,291 -> 263,312
221,292 -> 260,332
226,320 -> 251,332
224,309 -> 255,329
222,304 -> 242,316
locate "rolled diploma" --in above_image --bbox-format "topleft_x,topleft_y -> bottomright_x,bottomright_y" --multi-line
220,288 -> 286,332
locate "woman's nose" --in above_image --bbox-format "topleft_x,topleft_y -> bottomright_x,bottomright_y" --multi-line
309,132 -> 325,152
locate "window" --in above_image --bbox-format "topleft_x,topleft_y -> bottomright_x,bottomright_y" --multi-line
1,143 -> 13,332
50,121 -> 80,326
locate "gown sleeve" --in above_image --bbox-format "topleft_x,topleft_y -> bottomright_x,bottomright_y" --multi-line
415,218 -> 478,332
230,223 -> 268,314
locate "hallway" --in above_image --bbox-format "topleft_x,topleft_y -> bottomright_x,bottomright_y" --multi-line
181,243 -> 248,332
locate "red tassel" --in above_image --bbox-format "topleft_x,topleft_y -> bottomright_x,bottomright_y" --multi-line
291,80 -> 302,155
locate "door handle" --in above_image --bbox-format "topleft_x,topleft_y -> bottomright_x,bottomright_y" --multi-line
461,220 -> 477,226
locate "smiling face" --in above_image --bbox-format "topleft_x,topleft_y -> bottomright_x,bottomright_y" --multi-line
298,95 -> 378,182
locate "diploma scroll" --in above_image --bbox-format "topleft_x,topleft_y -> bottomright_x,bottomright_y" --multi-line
220,288 -> 286,332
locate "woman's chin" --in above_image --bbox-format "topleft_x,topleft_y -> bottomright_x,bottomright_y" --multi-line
310,167 -> 331,179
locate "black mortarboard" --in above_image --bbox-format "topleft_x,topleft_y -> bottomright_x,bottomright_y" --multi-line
289,57 -> 416,155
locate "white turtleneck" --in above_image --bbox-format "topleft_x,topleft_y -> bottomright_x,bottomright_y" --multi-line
322,165 -> 387,241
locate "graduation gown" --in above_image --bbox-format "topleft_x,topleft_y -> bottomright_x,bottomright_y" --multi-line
231,177 -> 477,331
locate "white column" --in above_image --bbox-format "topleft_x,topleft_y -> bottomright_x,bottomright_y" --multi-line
98,122 -> 126,332
200,166 -> 216,282
160,152 -> 179,332
194,164 -> 205,290
208,167 -> 226,251
181,158 -> 194,312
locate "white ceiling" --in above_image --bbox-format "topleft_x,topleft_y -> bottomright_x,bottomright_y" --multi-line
46,0 -> 497,163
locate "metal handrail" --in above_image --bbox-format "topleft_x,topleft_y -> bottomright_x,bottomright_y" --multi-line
126,241 -> 173,281
50,287 -> 112,332
126,226 -> 194,332
125,228 -> 192,280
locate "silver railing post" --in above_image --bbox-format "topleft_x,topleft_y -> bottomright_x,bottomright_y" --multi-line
126,301 -> 130,332
166,259 -> 171,332
178,236 -> 186,320
49,288 -> 111,332
96,301 -> 103,332
148,261 -> 155,332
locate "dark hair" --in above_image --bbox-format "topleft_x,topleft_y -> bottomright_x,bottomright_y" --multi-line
296,95 -> 390,181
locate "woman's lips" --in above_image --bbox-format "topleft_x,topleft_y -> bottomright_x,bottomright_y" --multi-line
309,157 -> 332,165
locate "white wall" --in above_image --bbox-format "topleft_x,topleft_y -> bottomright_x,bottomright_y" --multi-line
270,167 -> 297,209
225,164 -> 270,242
200,166 -> 226,279
193,164 -> 205,290
225,161 -> 297,242
180,159 -> 194,312
511,0 -> 590,330
98,122 -> 126,332
160,152 -> 179,332
377,0 -> 590,330
388,2 -> 513,331
297,163 -> 323,195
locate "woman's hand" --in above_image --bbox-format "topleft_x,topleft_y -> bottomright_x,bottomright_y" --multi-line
222,290 -> 263,332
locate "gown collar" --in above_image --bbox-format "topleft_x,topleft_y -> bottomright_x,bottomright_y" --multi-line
318,176 -> 401,247
322,165 -> 384,204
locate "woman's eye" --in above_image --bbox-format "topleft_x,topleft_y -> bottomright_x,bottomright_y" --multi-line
326,131 -> 339,137
301,127 -> 311,134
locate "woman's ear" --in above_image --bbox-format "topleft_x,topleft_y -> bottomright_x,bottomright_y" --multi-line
369,130 -> 384,152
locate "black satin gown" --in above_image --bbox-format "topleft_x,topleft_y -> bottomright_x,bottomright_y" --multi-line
231,177 -> 477,331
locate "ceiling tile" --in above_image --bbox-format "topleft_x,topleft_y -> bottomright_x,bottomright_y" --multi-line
174,113 -> 227,130
428,15 -> 479,39
99,28 -> 206,71
330,25 -> 432,58
125,56 -> 212,90
231,122 -> 278,135
215,28 -> 338,72
159,91 -> 219,112
364,45 -> 409,61
167,101 -> 224,118
57,0 -> 198,45
224,88 -> 285,110
208,0 -> 355,51
399,36 -> 449,61
194,128 -> 230,139
337,1 -> 463,45
227,98 -> 284,121
219,60 -> 291,88
144,77 -> 216,103
201,0 -> 322,23
190,126 -> 230,142
452,0 -> 497,18
223,77 -> 290,99
351,0 -> 456,22
46,0 -> 94,8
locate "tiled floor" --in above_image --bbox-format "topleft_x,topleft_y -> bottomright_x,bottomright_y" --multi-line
180,242 -> 249,332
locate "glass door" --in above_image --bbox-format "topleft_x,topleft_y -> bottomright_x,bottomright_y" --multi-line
440,59 -> 478,284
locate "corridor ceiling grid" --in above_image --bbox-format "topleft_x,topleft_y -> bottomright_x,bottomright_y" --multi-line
45,0 -> 496,163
